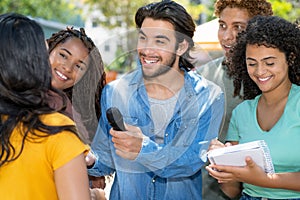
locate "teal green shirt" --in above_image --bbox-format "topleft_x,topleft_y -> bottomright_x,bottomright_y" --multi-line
226,84 -> 300,199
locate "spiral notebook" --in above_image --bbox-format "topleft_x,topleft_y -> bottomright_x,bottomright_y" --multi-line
207,140 -> 274,173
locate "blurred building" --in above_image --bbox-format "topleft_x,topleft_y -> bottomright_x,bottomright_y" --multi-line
32,17 -> 72,39
192,18 -> 223,66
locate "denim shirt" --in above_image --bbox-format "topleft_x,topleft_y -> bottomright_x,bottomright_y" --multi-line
89,65 -> 224,200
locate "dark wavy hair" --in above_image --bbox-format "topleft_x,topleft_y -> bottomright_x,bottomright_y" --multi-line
214,0 -> 273,18
135,0 -> 196,71
0,13 -> 78,167
47,27 -> 106,140
228,16 -> 300,99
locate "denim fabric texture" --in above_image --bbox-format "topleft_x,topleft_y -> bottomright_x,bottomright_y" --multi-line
88,62 -> 224,200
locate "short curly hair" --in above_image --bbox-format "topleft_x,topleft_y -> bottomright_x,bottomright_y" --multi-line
228,16 -> 300,100
214,0 -> 273,18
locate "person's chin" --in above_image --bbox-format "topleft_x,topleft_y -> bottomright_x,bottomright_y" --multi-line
51,80 -> 64,90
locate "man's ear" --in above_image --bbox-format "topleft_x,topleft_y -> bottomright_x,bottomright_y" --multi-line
176,39 -> 189,56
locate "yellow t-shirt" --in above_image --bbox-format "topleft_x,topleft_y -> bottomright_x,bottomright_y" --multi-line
0,112 -> 89,200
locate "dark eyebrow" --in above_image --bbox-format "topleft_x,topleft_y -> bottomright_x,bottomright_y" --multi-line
246,57 -> 256,61
61,47 -> 72,56
155,35 -> 170,41
138,29 -> 146,36
246,56 -> 276,62
261,56 -> 276,61
138,29 -> 170,41
232,22 -> 247,26
60,47 -> 88,67
219,19 -> 246,26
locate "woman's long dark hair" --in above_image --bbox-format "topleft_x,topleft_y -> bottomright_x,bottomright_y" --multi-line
0,13 -> 78,167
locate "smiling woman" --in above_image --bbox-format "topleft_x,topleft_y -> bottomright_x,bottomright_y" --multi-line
47,27 -> 106,142
47,28 -> 108,198
207,15 -> 300,200
49,36 -> 89,90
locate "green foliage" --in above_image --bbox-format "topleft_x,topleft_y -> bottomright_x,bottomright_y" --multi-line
269,0 -> 299,22
85,0 -> 205,28
0,0 -> 82,24
204,0 -> 300,23
107,46 -> 136,73
85,0 -> 152,29
176,0 -> 205,23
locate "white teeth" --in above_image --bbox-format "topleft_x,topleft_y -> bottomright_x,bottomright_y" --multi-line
55,70 -> 67,80
259,77 -> 271,81
144,59 -> 158,64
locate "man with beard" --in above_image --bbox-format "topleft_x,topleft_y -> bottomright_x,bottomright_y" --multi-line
86,1 -> 224,199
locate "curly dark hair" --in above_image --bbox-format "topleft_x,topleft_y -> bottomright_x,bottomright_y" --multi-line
228,16 -> 300,100
135,0 -> 196,71
214,0 -> 273,18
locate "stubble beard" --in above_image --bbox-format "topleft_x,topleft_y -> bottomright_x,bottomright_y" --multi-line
142,53 -> 176,80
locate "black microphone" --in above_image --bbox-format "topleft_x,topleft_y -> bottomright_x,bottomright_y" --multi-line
106,107 -> 126,131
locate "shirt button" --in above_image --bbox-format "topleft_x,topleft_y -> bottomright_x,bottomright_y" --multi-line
165,133 -> 168,137
152,178 -> 155,183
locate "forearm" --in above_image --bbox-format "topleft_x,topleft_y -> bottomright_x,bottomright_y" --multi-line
259,172 -> 300,191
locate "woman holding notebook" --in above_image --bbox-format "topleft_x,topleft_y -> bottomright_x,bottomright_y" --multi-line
206,16 -> 300,199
